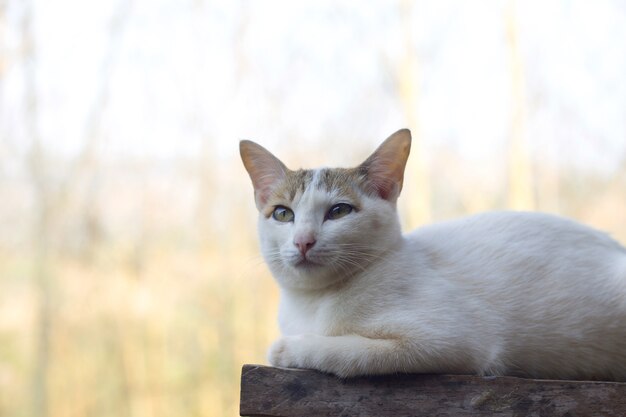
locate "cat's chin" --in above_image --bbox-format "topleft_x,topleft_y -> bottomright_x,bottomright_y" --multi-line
271,258 -> 346,291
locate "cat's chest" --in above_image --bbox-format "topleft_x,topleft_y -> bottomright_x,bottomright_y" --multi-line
278,291 -> 358,336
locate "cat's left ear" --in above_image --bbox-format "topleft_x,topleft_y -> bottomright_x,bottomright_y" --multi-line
360,129 -> 411,202
240,140 -> 289,210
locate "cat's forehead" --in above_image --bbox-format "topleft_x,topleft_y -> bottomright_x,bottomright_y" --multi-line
264,167 -> 365,213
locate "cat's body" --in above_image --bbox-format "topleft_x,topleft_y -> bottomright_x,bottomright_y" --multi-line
241,129 -> 626,380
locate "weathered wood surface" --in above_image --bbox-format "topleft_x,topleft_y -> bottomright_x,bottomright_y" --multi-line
240,364 -> 626,417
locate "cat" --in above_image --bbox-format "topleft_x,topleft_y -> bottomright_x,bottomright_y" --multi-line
240,129 -> 626,380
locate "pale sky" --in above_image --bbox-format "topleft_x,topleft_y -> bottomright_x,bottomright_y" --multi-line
2,0 -> 625,172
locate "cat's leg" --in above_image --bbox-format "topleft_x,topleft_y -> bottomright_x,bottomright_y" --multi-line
268,334 -> 427,378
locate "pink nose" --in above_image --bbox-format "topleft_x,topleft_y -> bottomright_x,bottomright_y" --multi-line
294,236 -> 316,256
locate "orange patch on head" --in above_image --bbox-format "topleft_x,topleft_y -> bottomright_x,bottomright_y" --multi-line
317,168 -> 366,204
262,169 -> 314,216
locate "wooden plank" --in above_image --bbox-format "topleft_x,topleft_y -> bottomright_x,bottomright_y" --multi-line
240,364 -> 626,417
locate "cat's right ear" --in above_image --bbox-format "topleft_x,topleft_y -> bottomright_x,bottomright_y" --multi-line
360,129 -> 412,202
240,140 -> 289,210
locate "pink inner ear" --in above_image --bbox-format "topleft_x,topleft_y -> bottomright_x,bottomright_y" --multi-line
367,167 -> 402,201
255,186 -> 273,207
240,140 -> 288,209
375,179 -> 399,201
249,164 -> 286,207
360,129 -> 411,202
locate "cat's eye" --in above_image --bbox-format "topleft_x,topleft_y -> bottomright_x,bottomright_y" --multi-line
272,206 -> 294,222
327,203 -> 353,220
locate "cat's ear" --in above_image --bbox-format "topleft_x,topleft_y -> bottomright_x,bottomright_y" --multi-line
240,140 -> 289,209
360,129 -> 411,202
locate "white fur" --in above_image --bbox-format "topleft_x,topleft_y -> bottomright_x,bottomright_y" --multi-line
262,188 -> 626,380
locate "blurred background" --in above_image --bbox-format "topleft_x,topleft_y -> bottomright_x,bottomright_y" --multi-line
1,0 -> 625,416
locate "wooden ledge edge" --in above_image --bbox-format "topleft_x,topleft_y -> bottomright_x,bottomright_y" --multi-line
240,364 -> 626,417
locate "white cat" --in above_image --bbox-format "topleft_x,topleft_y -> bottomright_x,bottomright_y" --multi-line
240,129 -> 626,380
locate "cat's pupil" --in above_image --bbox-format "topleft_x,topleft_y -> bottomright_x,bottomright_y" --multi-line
327,203 -> 353,220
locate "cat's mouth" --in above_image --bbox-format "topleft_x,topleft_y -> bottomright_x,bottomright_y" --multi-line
293,257 -> 324,269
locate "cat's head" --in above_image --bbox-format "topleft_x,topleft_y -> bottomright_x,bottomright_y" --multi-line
240,129 -> 411,291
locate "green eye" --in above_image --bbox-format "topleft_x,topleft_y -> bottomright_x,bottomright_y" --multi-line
272,206 -> 294,222
327,203 -> 353,220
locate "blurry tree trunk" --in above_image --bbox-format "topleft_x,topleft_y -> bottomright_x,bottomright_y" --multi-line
505,0 -> 535,211
32,209 -> 53,417
31,161 -> 53,417
21,3 -> 52,416
396,0 -> 431,228
73,0 -> 132,263
537,158 -> 560,213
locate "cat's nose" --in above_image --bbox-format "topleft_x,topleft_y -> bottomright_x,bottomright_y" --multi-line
294,235 -> 316,256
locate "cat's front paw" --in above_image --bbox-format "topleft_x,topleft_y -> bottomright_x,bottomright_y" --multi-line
267,335 -> 309,369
